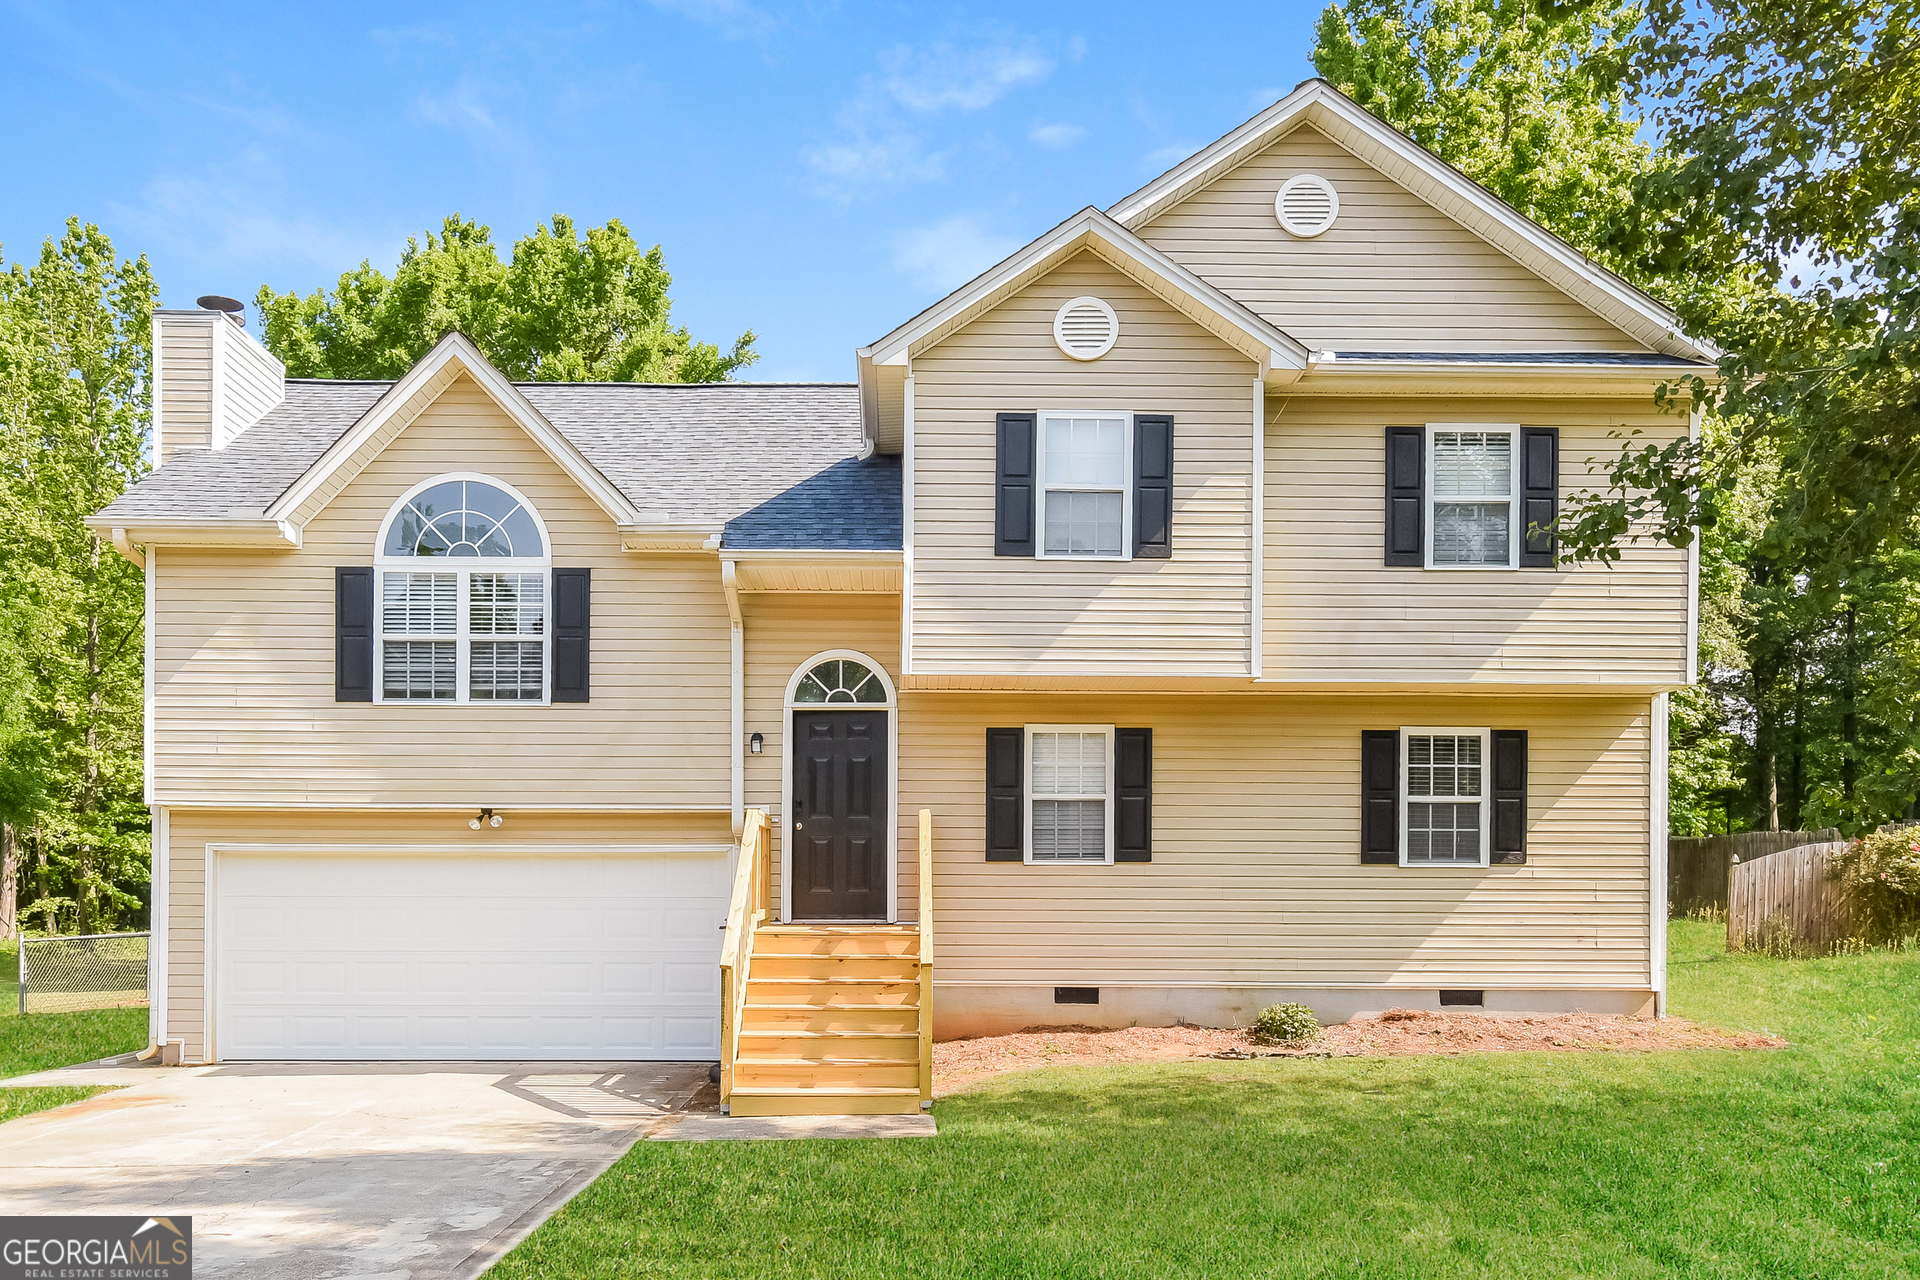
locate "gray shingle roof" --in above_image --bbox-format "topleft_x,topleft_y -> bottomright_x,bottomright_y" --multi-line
98,379 -> 901,551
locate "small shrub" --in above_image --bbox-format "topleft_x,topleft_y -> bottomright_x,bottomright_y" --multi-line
1830,830 -> 1920,944
1251,1002 -> 1320,1044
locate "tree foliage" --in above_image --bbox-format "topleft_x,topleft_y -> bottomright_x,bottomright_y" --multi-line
256,214 -> 757,383
0,220 -> 154,933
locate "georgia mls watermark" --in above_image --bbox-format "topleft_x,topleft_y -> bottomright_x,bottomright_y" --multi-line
1,1216 -> 191,1279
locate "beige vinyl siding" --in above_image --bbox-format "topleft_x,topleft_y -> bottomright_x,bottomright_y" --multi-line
741,592 -> 903,913
211,319 -> 286,449
911,251 -> 1257,675
1265,396 -> 1690,684
896,691 -> 1653,989
155,314 -> 215,461
161,809 -> 733,1062
152,373 -> 733,807
1135,124 -> 1643,353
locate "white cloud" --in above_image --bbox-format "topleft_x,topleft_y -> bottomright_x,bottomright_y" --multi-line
112,168 -> 392,293
645,0 -> 779,41
1029,121 -> 1087,150
891,214 -> 1022,293
879,41 -> 1053,113
1246,85 -> 1290,111
804,35 -> 1058,193
1142,142 -> 1203,172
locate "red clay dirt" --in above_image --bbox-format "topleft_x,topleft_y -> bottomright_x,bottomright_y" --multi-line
931,1009 -> 1786,1096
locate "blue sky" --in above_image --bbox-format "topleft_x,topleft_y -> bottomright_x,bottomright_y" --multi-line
3,1 -> 1324,381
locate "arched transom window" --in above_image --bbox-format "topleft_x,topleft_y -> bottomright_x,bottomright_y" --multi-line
383,478 -> 545,558
792,658 -> 888,704
375,476 -> 550,704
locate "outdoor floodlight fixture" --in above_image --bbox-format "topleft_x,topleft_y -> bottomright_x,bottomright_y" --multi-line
470,807 -> 503,830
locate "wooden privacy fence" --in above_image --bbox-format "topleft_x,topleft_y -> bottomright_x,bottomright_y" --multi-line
1727,841 -> 1853,955
1668,829 -> 1839,914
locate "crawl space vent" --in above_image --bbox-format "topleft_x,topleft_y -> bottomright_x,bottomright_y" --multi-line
1053,296 -> 1119,360
1275,173 -> 1340,238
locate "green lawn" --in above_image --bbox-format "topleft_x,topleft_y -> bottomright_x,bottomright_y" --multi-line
489,920 -> 1920,1279
0,938 -> 148,1124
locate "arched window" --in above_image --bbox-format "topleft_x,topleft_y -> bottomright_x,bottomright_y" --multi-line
792,658 -> 889,704
374,476 -> 551,704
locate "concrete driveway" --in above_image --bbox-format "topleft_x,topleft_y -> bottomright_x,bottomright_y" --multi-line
0,1057 -> 711,1279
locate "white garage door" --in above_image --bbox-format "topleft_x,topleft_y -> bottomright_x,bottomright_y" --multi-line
215,852 -> 729,1061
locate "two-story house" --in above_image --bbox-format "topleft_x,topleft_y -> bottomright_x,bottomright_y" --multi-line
92,80 -> 1708,1116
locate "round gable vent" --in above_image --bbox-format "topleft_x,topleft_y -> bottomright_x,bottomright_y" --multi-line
1053,296 -> 1119,360
1275,174 -> 1340,238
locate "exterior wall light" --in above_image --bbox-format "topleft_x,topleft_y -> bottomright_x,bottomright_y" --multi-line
470,808 -> 503,830
749,733 -> 763,755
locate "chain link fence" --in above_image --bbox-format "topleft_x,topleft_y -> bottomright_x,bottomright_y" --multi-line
18,932 -> 149,1014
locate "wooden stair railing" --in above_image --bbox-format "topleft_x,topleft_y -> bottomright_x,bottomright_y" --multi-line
718,808 -> 935,1117
718,807 -> 771,1107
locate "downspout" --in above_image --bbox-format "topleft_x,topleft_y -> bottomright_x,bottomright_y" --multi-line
721,558 -> 744,835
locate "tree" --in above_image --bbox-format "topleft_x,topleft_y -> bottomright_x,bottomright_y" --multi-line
256,214 -> 757,383
0,220 -> 155,934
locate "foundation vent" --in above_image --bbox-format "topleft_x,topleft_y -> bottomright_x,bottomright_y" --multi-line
1439,989 -> 1484,1007
1054,987 -> 1100,1005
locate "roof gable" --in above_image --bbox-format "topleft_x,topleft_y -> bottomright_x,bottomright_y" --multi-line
1108,80 -> 1715,362
1133,121 -> 1649,354
861,207 -> 1310,373
264,332 -> 641,529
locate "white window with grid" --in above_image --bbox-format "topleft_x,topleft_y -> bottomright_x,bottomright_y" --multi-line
1401,727 -> 1489,867
1026,725 -> 1114,864
1427,426 -> 1519,568
1038,413 -> 1131,559
374,475 -> 550,704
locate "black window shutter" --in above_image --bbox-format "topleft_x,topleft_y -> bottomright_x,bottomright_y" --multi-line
335,566 -> 373,702
1490,730 -> 1528,864
552,568 -> 591,703
1519,428 -> 1559,568
1115,728 -> 1152,861
1132,415 -> 1173,559
995,413 -> 1036,557
1384,427 -> 1424,566
985,728 -> 1025,861
1360,730 -> 1400,864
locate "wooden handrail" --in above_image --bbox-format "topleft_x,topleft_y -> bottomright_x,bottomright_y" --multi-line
719,807 -> 771,1105
917,808 -> 933,1109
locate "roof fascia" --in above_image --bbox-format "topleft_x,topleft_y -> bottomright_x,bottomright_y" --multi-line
1108,80 -> 1719,364
861,208 -> 1309,375
81,515 -> 301,549
263,332 -> 642,527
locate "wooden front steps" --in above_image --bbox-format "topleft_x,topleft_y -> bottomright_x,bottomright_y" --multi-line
727,924 -> 928,1117
719,809 -> 936,1118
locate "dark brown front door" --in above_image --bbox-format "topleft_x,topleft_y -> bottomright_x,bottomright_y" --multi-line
790,709 -> 889,920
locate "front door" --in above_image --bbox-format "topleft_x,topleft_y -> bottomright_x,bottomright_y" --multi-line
790,709 -> 889,920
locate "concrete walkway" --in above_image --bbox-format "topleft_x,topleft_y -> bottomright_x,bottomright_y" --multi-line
0,1058 -> 710,1279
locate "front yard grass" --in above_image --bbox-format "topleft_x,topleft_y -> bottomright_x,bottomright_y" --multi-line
0,938 -> 148,1124
490,920 -> 1920,1278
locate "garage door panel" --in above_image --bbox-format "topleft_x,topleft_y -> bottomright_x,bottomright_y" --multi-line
217,853 -> 729,1061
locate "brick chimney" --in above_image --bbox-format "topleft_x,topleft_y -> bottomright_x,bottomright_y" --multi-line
152,303 -> 286,464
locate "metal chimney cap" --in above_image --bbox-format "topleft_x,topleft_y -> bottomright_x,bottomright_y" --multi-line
195,295 -> 244,314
